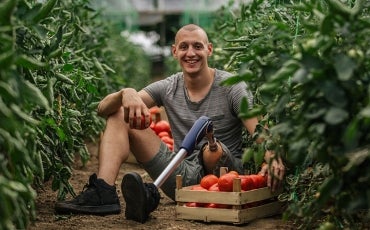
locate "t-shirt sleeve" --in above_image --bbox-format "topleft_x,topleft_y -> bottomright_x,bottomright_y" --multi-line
229,81 -> 254,115
143,75 -> 177,107
143,80 -> 166,107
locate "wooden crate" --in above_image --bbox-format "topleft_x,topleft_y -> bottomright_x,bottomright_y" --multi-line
175,170 -> 284,225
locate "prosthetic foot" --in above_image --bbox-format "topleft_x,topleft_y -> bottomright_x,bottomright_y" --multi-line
121,172 -> 160,223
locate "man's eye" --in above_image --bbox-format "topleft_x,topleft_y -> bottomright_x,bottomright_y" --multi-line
179,45 -> 187,50
195,44 -> 203,49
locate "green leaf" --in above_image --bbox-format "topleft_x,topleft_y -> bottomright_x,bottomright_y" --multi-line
55,73 -> 73,85
343,146 -> 369,172
23,81 -> 50,110
292,68 -> 308,84
334,54 -> 356,81
32,0 -> 57,23
62,63 -> 74,72
0,50 -> 14,68
343,119 -> 359,149
0,0 -> 17,25
239,103 -> 264,119
221,71 -> 254,86
305,108 -> 327,120
56,127 -> 66,141
320,15 -> 334,35
324,107 -> 349,125
321,81 -> 347,107
242,148 -> 254,164
359,107 -> 370,118
8,181 -> 28,193
16,55 -> 48,69
317,176 -> 342,204
10,104 -> 39,124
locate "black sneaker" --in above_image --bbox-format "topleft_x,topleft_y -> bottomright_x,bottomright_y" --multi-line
121,172 -> 160,223
54,173 -> 121,215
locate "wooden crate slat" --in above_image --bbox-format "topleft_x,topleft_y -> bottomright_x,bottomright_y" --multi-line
175,201 -> 283,224
175,189 -> 242,205
176,206 -> 240,223
238,201 -> 284,223
176,186 -> 282,205
239,187 -> 283,204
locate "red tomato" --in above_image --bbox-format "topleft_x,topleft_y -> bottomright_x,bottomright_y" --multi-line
249,175 -> 267,189
185,202 -> 203,207
158,131 -> 169,138
200,174 -> 219,190
218,173 -> 238,192
161,136 -> 174,145
132,115 -> 151,129
208,183 -> 220,192
166,143 -> 173,151
204,203 -> 217,208
149,107 -> 159,114
154,120 -> 171,134
204,203 -> 231,209
239,175 -> 255,191
228,170 -> 239,176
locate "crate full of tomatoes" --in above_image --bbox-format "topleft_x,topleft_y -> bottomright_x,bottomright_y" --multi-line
175,167 -> 284,225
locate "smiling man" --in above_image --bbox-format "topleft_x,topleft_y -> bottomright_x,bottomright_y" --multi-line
54,24 -> 285,223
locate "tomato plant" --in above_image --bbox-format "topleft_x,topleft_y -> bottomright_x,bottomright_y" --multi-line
209,0 -> 370,228
0,0 -> 151,228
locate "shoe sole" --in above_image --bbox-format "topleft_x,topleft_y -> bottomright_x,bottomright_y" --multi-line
121,172 -> 149,223
55,203 -> 121,215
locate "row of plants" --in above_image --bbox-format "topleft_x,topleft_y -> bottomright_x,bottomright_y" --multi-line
0,0 -> 151,229
207,0 -> 369,228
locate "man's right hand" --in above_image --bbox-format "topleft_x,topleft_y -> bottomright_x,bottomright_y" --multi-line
121,88 -> 151,129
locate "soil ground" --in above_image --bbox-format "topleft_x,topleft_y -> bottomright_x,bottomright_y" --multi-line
29,142 -> 294,230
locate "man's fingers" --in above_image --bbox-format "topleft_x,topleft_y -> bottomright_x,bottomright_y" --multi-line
267,161 -> 285,192
124,107 -> 129,123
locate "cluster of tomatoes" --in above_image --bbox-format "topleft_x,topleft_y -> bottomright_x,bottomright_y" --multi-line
149,107 -> 174,151
185,171 -> 268,209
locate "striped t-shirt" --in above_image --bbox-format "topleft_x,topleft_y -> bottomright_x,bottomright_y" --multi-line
144,69 -> 253,158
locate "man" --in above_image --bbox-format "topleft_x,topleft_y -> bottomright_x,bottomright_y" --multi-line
55,24 -> 285,222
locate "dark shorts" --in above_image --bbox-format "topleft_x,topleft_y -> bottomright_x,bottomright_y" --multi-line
142,142 -> 243,201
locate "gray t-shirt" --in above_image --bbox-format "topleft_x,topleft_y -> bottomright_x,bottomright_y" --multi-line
144,69 -> 253,158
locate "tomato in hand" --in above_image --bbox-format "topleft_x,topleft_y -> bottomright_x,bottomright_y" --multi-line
132,115 -> 151,129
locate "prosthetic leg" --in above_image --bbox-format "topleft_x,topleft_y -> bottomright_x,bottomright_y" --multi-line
121,116 -> 214,223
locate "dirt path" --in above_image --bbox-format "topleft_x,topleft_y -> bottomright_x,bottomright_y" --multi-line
29,142 -> 293,230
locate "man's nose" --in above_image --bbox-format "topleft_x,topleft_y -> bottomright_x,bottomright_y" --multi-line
186,46 -> 196,56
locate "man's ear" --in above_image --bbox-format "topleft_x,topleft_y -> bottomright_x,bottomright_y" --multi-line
171,44 -> 177,58
207,43 -> 213,56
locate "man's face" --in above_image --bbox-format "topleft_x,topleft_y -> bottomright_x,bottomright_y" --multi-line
172,29 -> 213,75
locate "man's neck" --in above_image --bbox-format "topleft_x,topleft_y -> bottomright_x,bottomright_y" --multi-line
183,68 -> 215,102
184,67 -> 214,90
